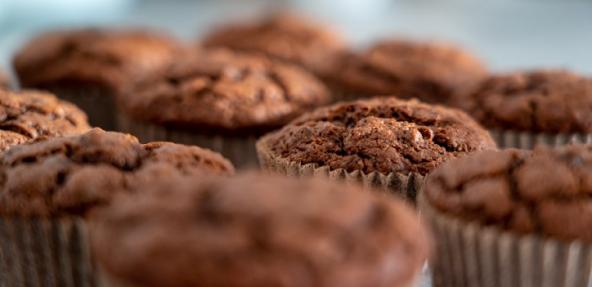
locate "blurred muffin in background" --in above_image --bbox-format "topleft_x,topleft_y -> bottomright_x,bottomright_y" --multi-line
329,39 -> 487,103
13,28 -> 182,130
203,12 -> 348,78
117,47 -> 331,168
0,89 -> 90,152
457,69 -> 592,148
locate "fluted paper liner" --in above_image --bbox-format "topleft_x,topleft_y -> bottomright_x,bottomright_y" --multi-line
419,192 -> 592,287
256,137 -> 424,201
0,217 -> 96,287
117,113 -> 259,168
490,129 -> 592,149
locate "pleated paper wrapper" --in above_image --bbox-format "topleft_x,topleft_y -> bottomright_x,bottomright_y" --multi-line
490,130 -> 592,149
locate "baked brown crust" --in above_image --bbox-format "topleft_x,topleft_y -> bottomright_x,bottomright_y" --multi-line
0,128 -> 234,217
458,70 -> 592,133
0,89 -> 90,151
92,172 -> 430,287
258,97 -> 496,175
425,145 -> 592,242
203,13 -> 347,76
120,48 -> 331,133
13,28 -> 180,93
331,39 -> 487,104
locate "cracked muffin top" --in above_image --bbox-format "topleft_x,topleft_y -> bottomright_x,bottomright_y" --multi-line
119,48 -> 331,133
92,172 -> 430,287
0,128 -> 234,217
425,145 -> 592,242
258,97 -> 496,175
458,70 -> 592,133
13,28 -> 180,92
203,13 -> 347,76
331,39 -> 487,104
0,89 -> 90,152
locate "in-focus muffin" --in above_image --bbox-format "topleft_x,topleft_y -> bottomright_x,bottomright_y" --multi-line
0,128 -> 234,287
13,28 -> 181,129
257,97 -> 496,200
92,172 -> 430,287
117,48 -> 331,168
330,39 -> 487,103
0,89 -> 90,151
457,69 -> 592,148
203,13 -> 347,77
421,145 -> 592,287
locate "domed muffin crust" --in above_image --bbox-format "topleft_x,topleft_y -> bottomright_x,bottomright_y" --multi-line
203,13 -> 347,76
0,129 -> 234,217
425,145 -> 592,242
459,70 -> 592,133
120,48 -> 331,133
13,28 -> 180,93
258,97 -> 496,175
0,89 -> 90,151
332,39 -> 487,104
91,172 -> 430,287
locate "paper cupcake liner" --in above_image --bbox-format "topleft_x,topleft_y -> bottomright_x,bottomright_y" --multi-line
418,192 -> 592,287
44,84 -> 117,131
256,138 -> 424,201
117,113 -> 259,168
0,217 -> 95,287
490,129 -> 592,149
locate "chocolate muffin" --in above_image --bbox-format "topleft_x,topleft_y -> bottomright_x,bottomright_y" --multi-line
257,97 -> 496,200
421,145 -> 592,287
117,48 -> 331,168
0,89 -> 90,151
330,39 -> 487,103
458,69 -> 592,148
0,128 -> 233,287
13,28 -> 181,129
92,172 -> 430,287
203,13 -> 347,77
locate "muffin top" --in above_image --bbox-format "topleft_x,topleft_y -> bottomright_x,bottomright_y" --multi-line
13,28 -> 180,92
459,70 -> 592,133
120,48 -> 331,133
332,39 -> 487,104
203,13 -> 347,76
425,145 -> 592,242
0,89 -> 90,152
258,97 -> 496,175
0,128 -> 234,217
92,172 -> 430,287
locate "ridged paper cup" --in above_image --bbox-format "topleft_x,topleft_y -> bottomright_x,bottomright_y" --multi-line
490,129 -> 592,149
0,217 -> 95,287
256,137 -> 424,201
418,192 -> 592,287
117,113 -> 258,168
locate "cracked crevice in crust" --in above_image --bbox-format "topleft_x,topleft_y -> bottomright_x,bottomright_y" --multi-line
259,97 -> 496,175
459,70 -> 592,133
92,172 -> 430,287
425,145 -> 592,242
0,90 -> 90,151
0,128 -> 234,217
120,48 -> 331,133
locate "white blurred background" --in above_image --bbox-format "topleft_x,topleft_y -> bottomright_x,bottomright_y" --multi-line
0,0 -> 591,75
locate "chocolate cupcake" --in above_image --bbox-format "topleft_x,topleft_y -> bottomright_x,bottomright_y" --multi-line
13,28 -> 181,129
0,128 -> 233,287
256,97 -> 496,200
457,69 -> 592,148
330,39 -> 487,103
203,13 -> 347,77
117,48 -> 331,168
92,172 -> 430,287
0,89 -> 90,151
420,145 -> 592,287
